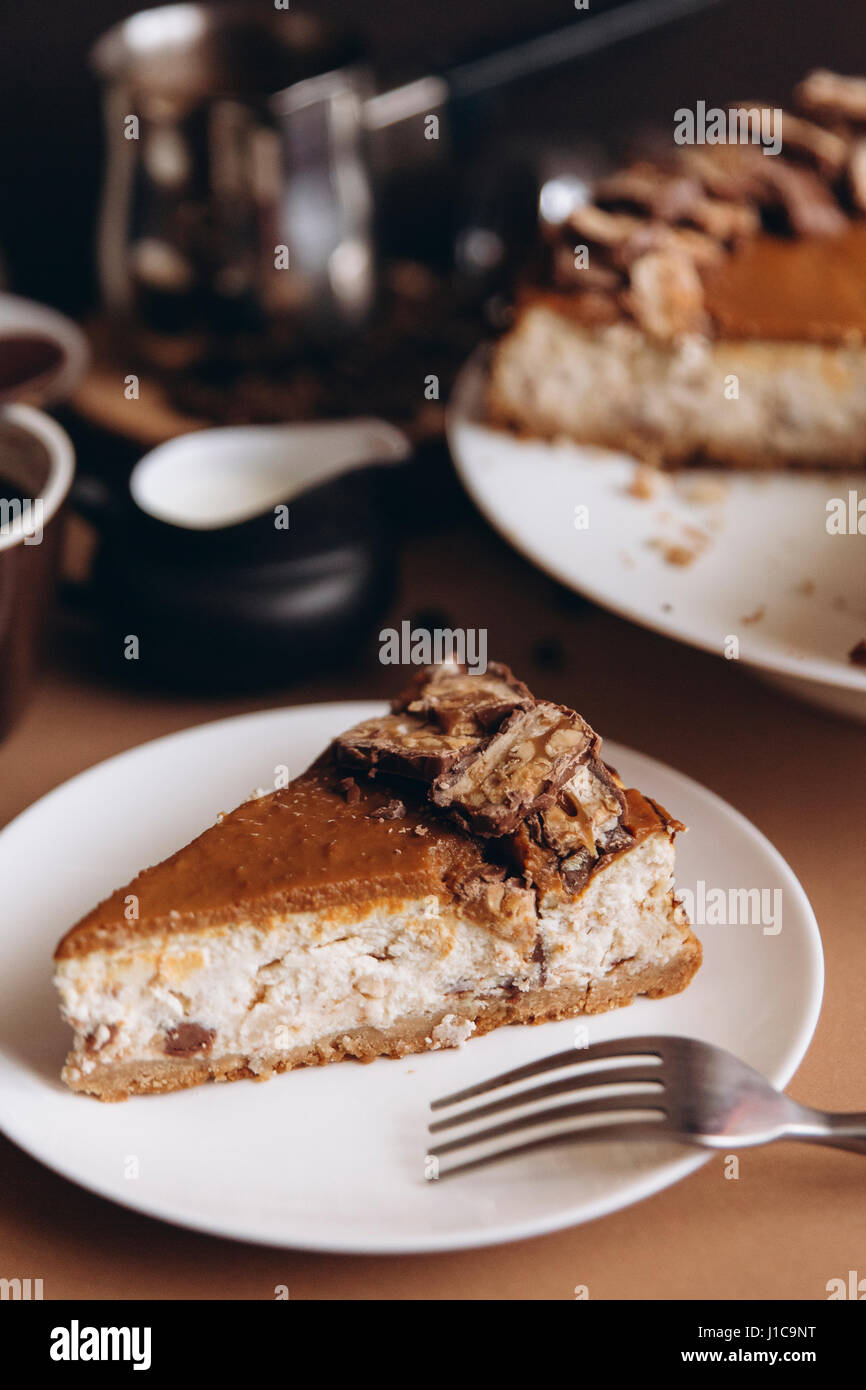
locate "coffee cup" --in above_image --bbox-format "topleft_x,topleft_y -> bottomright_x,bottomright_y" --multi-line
0,405 -> 75,741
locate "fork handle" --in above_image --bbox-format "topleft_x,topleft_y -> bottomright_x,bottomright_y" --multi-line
788,1111 -> 866,1156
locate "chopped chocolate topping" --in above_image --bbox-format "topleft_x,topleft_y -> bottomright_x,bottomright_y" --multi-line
679,144 -> 769,203
775,111 -> 849,177
329,662 -> 670,908
164,1023 -> 216,1057
848,638 -> 866,666
613,221 -> 725,273
565,203 -> 646,248
367,798 -> 407,821
393,661 -> 533,737
601,822 -> 636,854
595,165 -> 705,222
538,801 -> 596,857
432,701 -> 598,836
757,159 -> 848,238
596,163 -> 760,245
558,760 -> 626,841
795,69 -> 866,125
539,71 -> 866,343
334,712 -> 476,782
508,818 -> 563,894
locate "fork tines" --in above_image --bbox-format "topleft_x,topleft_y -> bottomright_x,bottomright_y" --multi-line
427,1036 -> 669,1179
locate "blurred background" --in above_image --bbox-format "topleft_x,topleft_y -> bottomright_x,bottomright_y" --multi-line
3,0 -> 863,314
1,0 -> 864,726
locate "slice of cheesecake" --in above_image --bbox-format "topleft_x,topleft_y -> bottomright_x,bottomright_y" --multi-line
54,663 -> 700,1100
488,70 -> 866,470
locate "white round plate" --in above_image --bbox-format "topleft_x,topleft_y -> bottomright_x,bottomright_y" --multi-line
0,703 -> 823,1253
448,353 -> 866,721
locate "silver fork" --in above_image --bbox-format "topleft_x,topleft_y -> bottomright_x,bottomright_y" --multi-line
427,1035 -> 866,1178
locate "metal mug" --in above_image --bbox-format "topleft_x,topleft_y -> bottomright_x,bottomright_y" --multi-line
92,4 -> 377,363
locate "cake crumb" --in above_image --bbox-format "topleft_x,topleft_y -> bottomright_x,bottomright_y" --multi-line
651,540 -> 697,566
741,606 -> 766,625
627,463 -> 660,500
679,478 -> 728,506
649,525 -> 709,567
430,1015 -> 477,1050
664,545 -> 695,566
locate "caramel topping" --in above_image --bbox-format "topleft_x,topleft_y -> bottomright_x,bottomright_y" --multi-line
55,770 -> 487,957
621,788 -> 683,841
704,225 -> 866,343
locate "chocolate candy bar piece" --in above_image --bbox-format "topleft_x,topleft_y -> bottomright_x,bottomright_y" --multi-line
540,761 -> 626,856
333,713 -> 477,783
432,701 -> 600,835
394,661 -> 533,736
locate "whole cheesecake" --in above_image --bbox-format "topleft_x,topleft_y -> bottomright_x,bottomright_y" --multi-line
54,663 -> 700,1100
488,70 -> 866,469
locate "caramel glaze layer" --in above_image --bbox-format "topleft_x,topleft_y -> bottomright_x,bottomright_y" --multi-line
55,765 -> 675,960
703,224 -> 866,344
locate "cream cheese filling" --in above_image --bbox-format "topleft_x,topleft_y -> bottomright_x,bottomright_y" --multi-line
55,831 -> 681,1076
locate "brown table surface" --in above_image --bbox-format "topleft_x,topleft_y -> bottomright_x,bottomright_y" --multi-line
1,509 -> 864,1301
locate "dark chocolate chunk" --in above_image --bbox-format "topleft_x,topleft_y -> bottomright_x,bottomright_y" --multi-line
164,1023 -> 216,1057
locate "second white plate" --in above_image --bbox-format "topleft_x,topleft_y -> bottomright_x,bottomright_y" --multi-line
0,703 -> 823,1252
448,353 -> 866,720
